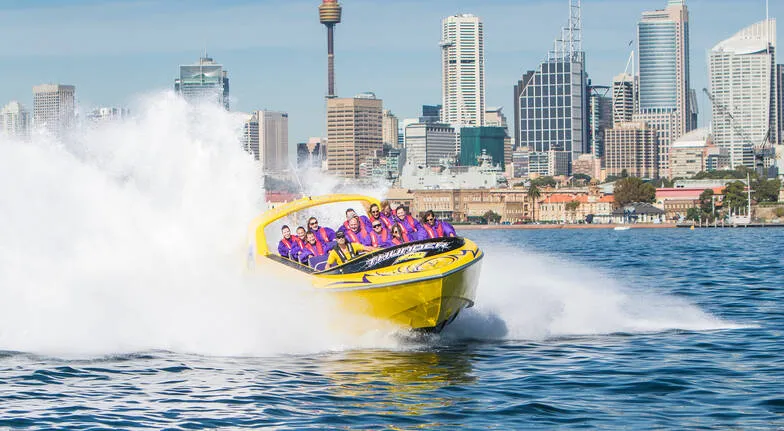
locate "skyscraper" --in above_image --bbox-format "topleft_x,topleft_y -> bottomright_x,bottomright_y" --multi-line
513,0 -> 588,176
382,109 -> 399,148
404,122 -> 456,168
637,0 -> 694,176
1,101 -> 31,139
33,84 -> 75,138
440,14 -> 485,127
612,73 -> 636,125
709,19 -> 778,169
326,93 -> 383,178
588,85 -> 612,159
174,56 -> 230,110
243,111 -> 290,173
319,0 -> 342,98
605,121 -> 659,179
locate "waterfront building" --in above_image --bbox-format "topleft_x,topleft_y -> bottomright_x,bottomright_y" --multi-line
511,148 -> 530,179
604,121 -> 659,179
1,101 -> 31,139
485,107 -> 513,167
589,85 -> 612,159
174,56 -> 230,110
382,109 -> 400,149
404,122 -> 456,168
637,0 -> 695,177
399,156 -> 505,191
709,19 -> 778,169
440,14 -> 485,127
513,1 -> 588,176
612,73 -> 636,124
87,107 -> 130,122
326,93 -> 383,178
33,84 -> 75,138
459,127 -> 506,169
539,193 -> 614,223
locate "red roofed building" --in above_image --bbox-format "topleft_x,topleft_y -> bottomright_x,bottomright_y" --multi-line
538,193 -> 614,223
655,187 -> 724,221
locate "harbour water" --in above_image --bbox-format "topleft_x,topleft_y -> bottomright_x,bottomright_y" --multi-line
1,98 -> 782,429
1,229 -> 782,429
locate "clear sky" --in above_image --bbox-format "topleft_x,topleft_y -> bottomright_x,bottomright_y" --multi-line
0,0 -> 780,143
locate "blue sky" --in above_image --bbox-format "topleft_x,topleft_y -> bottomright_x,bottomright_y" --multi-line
0,0 -> 780,143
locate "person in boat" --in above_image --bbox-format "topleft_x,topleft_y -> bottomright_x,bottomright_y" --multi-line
290,226 -> 307,261
298,229 -> 329,265
342,216 -> 374,246
338,208 -> 371,236
326,230 -> 371,268
420,210 -> 457,239
277,225 -> 297,259
390,223 -> 409,246
368,203 -> 393,230
369,218 -> 393,248
307,216 -> 335,244
394,205 -> 423,241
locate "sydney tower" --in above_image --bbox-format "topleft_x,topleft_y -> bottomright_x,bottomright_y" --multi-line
318,0 -> 342,98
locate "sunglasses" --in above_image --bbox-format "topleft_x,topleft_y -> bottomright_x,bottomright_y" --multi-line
372,224 -> 382,228
427,217 -> 434,221
309,221 -> 318,226
371,209 -> 379,213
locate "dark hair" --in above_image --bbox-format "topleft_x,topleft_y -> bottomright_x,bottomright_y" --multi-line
421,210 -> 435,223
335,230 -> 346,239
281,225 -> 290,231
296,226 -> 306,233
308,217 -> 318,226
369,203 -> 379,211
345,208 -> 355,215
306,229 -> 316,236
391,223 -> 403,234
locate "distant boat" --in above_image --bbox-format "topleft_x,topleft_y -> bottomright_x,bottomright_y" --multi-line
613,226 -> 631,231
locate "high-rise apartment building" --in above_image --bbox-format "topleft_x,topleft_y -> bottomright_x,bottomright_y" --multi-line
382,109 -> 400,148
1,101 -> 31,139
440,14 -> 485,127
174,56 -> 230,110
777,64 -> 784,145
604,121 -> 659,179
404,122 -> 456,168
326,93 -> 383,178
258,111 -> 289,173
637,0 -> 694,176
33,84 -> 75,138
513,1 -> 588,176
709,19 -> 778,169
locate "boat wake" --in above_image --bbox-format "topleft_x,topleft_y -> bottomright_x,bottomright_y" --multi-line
443,246 -> 746,342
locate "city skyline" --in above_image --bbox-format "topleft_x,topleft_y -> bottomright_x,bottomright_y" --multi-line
0,0 -> 781,145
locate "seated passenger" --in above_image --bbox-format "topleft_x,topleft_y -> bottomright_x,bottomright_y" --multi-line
394,205 -> 423,241
307,217 -> 335,244
420,210 -> 457,239
290,226 -> 307,261
368,203 -> 393,230
277,225 -> 296,259
390,223 -> 409,246
338,208 -> 372,233
326,230 -> 370,268
343,216 -> 373,246
299,230 -> 329,265
369,219 -> 393,248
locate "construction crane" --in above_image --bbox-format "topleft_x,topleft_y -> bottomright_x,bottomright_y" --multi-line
702,87 -> 772,175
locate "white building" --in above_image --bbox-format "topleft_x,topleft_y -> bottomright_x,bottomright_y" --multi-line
33,84 -> 75,138
400,154 -> 504,190
87,107 -> 130,122
1,101 -> 31,139
709,19 -> 778,169
440,14 -> 485,127
404,123 -> 456,168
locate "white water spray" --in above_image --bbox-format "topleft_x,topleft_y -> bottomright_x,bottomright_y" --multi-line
0,92 -> 399,357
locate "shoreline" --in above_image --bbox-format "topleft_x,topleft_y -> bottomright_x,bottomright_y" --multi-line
455,223 -> 677,230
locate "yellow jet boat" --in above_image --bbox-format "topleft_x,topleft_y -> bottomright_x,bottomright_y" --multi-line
247,194 -> 483,332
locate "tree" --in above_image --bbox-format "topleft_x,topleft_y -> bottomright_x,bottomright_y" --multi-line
482,210 -> 502,224
573,173 -> 591,184
723,180 -> 748,213
528,184 -> 542,222
753,178 -> 781,203
621,169 -> 629,178
531,176 -> 557,188
686,207 -> 702,222
699,189 -> 715,219
613,177 -> 656,207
